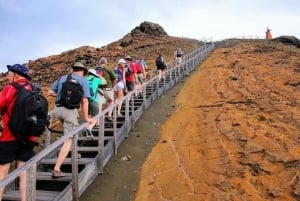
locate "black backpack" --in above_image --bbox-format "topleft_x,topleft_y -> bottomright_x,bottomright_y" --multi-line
176,50 -> 182,57
156,56 -> 165,68
57,74 -> 84,109
125,64 -> 132,77
8,82 -> 49,142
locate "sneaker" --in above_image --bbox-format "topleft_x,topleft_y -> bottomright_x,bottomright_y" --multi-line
117,113 -> 123,117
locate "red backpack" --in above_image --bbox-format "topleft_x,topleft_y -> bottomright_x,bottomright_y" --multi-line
134,60 -> 143,74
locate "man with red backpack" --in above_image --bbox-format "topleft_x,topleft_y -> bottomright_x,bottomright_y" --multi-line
134,58 -> 147,96
124,55 -> 138,94
0,64 -> 38,201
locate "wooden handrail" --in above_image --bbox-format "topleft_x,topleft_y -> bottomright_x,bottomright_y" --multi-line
0,42 -> 215,201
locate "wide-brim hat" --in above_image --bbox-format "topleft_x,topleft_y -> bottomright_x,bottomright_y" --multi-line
88,69 -> 100,78
124,55 -> 132,61
72,62 -> 88,74
7,64 -> 31,80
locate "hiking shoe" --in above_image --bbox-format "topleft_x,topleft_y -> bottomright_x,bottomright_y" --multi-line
106,116 -> 113,121
93,125 -> 100,129
86,129 -> 94,139
82,129 -> 94,139
52,170 -> 66,178
81,129 -> 88,137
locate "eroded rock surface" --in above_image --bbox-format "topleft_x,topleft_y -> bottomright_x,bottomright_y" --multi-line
135,40 -> 300,201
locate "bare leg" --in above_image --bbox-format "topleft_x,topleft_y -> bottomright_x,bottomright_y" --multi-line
115,90 -> 124,115
54,138 -> 72,172
107,100 -> 114,118
0,163 -> 11,200
16,161 -> 26,201
158,69 -> 162,80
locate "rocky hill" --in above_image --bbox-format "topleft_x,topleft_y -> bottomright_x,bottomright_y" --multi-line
0,21 -> 201,90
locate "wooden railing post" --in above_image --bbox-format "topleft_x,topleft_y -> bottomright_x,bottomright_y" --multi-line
71,134 -> 79,201
26,164 -> 36,201
98,114 -> 105,174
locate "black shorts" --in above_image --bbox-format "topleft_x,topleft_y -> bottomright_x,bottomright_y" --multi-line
0,141 -> 34,164
156,65 -> 166,71
126,81 -> 135,91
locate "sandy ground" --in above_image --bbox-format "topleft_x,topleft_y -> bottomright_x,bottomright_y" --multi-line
81,40 -> 300,201
134,41 -> 300,201
80,77 -> 188,201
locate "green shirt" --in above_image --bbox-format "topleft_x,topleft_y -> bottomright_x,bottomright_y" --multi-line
95,66 -> 117,88
86,75 -> 105,103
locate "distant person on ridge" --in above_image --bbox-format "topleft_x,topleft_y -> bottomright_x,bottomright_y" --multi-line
266,27 -> 272,40
48,61 -> 92,178
95,57 -> 117,120
0,64 -> 37,201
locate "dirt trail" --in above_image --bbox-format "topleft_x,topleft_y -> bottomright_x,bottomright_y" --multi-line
134,40 -> 300,201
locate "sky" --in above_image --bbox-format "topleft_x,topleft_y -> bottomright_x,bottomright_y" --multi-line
0,0 -> 299,72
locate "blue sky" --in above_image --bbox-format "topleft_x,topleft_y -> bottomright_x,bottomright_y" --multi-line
0,0 -> 299,72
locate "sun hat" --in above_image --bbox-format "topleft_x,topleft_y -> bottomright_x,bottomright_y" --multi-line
88,69 -> 100,78
7,64 -> 31,80
72,62 -> 88,74
118,59 -> 127,64
124,55 -> 132,61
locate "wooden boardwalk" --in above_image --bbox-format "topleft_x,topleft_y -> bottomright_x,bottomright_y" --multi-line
0,43 -> 214,201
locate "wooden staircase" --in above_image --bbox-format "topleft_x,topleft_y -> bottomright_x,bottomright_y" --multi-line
1,43 -> 214,201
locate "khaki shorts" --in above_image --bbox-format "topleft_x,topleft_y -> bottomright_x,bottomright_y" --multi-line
98,89 -> 114,104
53,106 -> 79,134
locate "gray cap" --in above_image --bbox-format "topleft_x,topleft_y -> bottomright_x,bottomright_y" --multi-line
99,57 -> 108,64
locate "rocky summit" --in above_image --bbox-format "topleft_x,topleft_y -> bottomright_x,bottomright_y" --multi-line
0,21 -> 201,90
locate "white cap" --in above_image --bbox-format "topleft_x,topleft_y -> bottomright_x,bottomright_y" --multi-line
118,58 -> 127,64
88,69 -> 100,77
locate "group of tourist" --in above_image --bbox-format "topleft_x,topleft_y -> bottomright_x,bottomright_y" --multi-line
0,48 -> 184,200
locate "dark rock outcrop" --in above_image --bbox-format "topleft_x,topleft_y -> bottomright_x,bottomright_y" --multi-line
272,35 -> 300,48
132,21 -> 168,36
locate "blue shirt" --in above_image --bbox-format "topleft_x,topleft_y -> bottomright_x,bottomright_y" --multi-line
51,73 -> 90,103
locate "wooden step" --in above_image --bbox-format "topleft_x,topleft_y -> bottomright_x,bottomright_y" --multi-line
77,147 -> 99,152
78,136 -> 113,141
3,190 -> 60,201
36,172 -> 73,181
38,158 -> 94,165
